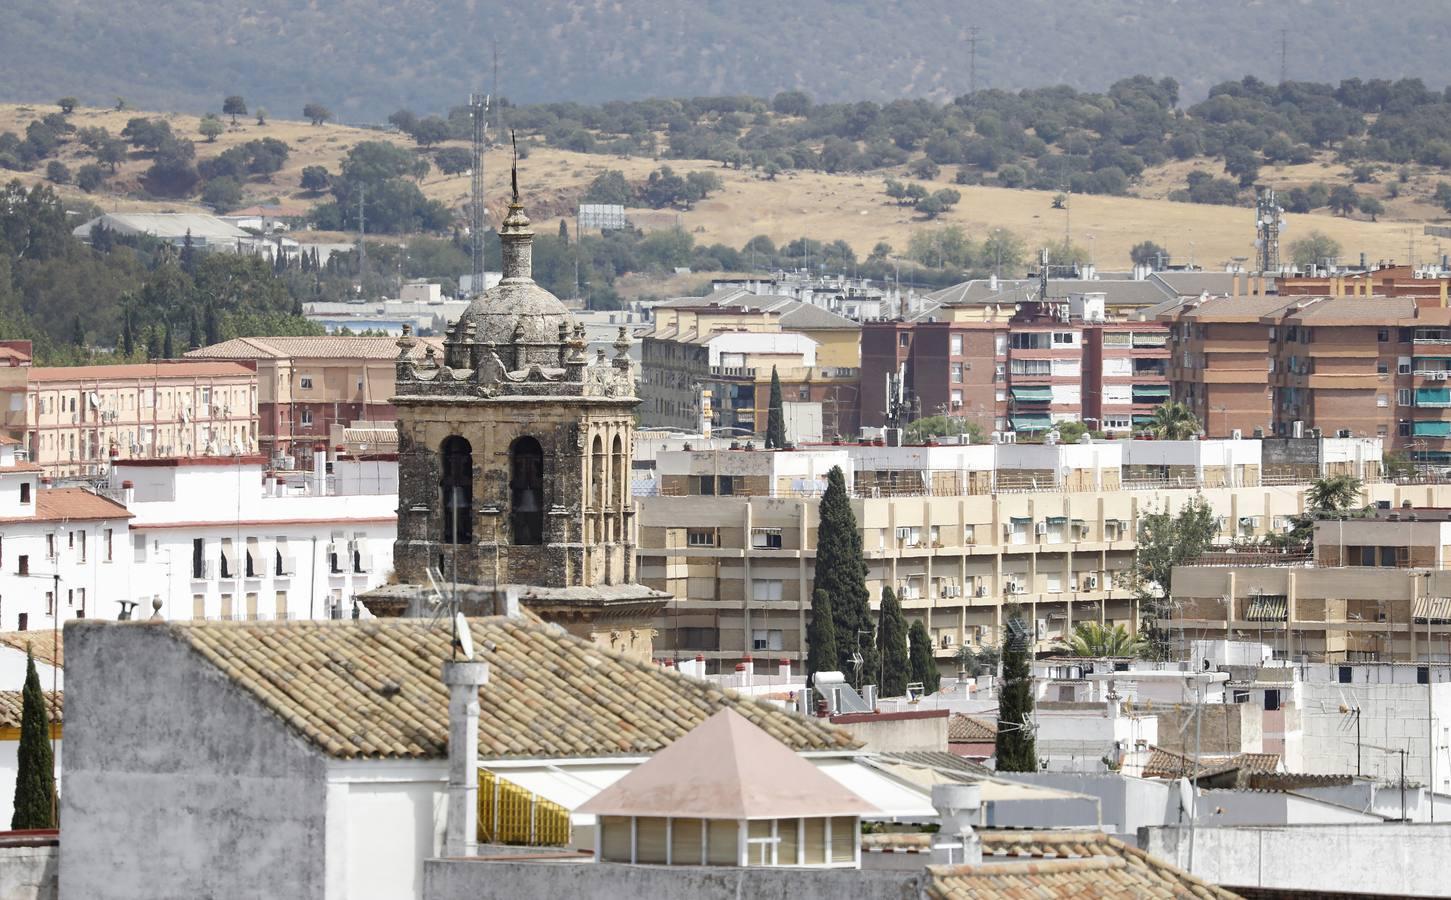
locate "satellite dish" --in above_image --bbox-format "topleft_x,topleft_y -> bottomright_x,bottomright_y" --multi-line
453,612 -> 474,660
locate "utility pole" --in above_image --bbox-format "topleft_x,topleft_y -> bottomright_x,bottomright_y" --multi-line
356,183 -> 366,280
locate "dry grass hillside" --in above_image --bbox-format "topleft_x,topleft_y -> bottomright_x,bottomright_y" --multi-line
5,102 -> 1444,270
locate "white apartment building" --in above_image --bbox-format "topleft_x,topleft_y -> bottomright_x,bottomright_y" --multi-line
0,436 -> 132,632
117,454 -> 397,622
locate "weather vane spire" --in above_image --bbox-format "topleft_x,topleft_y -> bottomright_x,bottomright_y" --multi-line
510,130 -> 519,205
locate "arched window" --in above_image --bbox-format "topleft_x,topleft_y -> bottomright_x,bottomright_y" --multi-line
612,434 -> 627,510
510,436 -> 545,545
592,435 -> 606,511
440,436 -> 473,544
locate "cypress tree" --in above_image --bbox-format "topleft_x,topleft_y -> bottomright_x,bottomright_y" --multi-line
11,649 -> 55,830
876,586 -> 909,698
70,314 -> 85,348
909,619 -> 940,694
806,588 -> 838,686
765,365 -> 786,449
559,219 -> 570,242
188,307 -> 202,350
121,307 -> 135,357
145,325 -> 162,360
180,229 -> 196,275
995,606 -> 1038,772
813,466 -> 878,687
162,321 -> 174,359
204,305 -> 220,346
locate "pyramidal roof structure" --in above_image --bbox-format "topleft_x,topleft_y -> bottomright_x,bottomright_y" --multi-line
578,707 -> 876,820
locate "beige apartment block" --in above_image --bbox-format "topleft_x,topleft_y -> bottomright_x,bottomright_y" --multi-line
638,441 -> 1418,672
0,361 -> 259,477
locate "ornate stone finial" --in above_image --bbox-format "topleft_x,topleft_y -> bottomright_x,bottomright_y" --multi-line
396,323 -> 417,356
596,348 -> 607,365
613,326 -> 631,359
499,137 -> 533,282
557,321 -> 571,366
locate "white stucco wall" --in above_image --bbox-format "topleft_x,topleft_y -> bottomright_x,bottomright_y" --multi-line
326,760 -> 448,900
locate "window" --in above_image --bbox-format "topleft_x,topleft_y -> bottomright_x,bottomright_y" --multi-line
1418,666 -> 1431,685
18,554 -> 28,576
275,591 -> 289,618
19,482 -> 29,504
17,613 -> 26,632
219,538 -> 233,579
1399,356 -> 1412,375
76,588 -> 85,616
678,627 -> 719,650
963,524 -> 976,544
748,528 -> 783,548
1399,388 -> 1412,407
105,528 -> 113,562
509,436 -> 545,545
686,529 -> 715,547
1376,394 -> 1388,408
44,592 -> 53,615
717,475 -> 736,496
300,408 -> 313,427
1377,360 -> 1389,375
299,375 -> 314,389
752,629 -> 784,651
45,534 -> 55,560
1378,328 -> 1390,342
1338,666 -> 1352,684
950,389 -> 963,406
899,333 -> 909,348
950,334 -> 963,355
951,363 -> 963,383
752,579 -> 784,602
441,436 -> 474,544
134,534 -> 147,563
192,538 -> 205,578
245,537 -> 260,577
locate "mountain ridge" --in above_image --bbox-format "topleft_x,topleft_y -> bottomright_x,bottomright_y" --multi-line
6,1 -> 1451,118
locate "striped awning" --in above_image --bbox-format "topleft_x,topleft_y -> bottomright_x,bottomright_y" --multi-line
1246,595 -> 1288,622
1132,384 -> 1171,400
1011,414 -> 1053,431
1415,597 -> 1451,623
1010,386 -> 1053,403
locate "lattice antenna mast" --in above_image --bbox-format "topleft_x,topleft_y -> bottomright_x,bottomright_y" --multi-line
469,93 -> 491,297
1256,188 -> 1284,274
967,26 -> 980,97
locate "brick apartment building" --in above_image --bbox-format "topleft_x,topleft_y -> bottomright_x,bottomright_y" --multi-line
1164,294 -> 1451,461
0,361 -> 259,477
862,294 -> 1170,437
185,336 -> 440,462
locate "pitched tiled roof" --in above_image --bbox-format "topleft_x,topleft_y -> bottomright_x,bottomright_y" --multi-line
1142,746 -> 1279,781
125,617 -> 857,761
23,362 -> 255,383
0,632 -> 63,669
927,831 -> 1241,899
186,336 -> 440,361
0,488 -> 132,526
879,750 -> 994,778
1142,746 -> 1203,779
948,714 -> 997,742
0,690 -> 62,728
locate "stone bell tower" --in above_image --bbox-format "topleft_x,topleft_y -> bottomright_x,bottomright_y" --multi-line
365,175 -> 665,658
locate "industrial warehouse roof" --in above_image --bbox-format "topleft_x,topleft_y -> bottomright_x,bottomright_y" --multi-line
577,708 -> 875,820
0,690 -> 61,728
186,335 -> 442,361
654,288 -> 858,330
89,617 -> 858,761
72,212 -> 252,241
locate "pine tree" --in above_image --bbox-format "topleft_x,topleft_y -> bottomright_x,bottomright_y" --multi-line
11,649 -> 55,830
995,606 -> 1038,772
806,588 -> 838,685
876,586 -> 909,697
121,307 -> 135,357
909,619 -> 940,694
765,365 -> 786,449
813,466 -> 878,686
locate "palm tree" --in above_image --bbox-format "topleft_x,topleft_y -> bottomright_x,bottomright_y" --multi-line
1146,402 -> 1201,440
1307,474 -> 1363,512
1060,622 -> 1145,658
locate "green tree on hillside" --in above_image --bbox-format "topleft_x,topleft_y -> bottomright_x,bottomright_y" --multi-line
765,365 -> 785,448
303,102 -> 332,126
222,95 -> 247,125
57,97 -> 77,115
995,607 -> 1038,772
1289,231 -> 1342,268
814,466 -> 877,688
876,586 -> 910,697
198,114 -> 224,143
11,649 -> 56,830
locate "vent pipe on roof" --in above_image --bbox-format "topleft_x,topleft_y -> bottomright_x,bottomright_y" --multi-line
931,782 -> 983,866
442,659 -> 490,858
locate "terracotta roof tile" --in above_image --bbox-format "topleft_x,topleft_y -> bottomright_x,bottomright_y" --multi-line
948,714 -> 997,742
0,690 -> 62,728
928,831 -> 1241,899
0,632 -> 63,669
22,362 -> 254,382
0,488 -> 132,525
94,617 -> 858,761
186,336 -> 440,361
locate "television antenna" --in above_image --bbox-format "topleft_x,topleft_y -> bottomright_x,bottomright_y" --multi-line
1256,188 -> 1284,274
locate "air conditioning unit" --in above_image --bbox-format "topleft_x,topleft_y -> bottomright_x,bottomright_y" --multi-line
1007,582 -> 1025,595
975,585 -> 988,597
1231,428 -> 1243,440
1034,522 -> 1048,535
940,634 -> 954,648
1337,429 -> 1352,438
1084,574 -> 1099,590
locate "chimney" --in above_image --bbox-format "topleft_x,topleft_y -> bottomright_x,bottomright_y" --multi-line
778,658 -> 791,680
442,659 -> 490,858
930,783 -> 983,866
121,479 -> 135,506
312,443 -> 327,496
